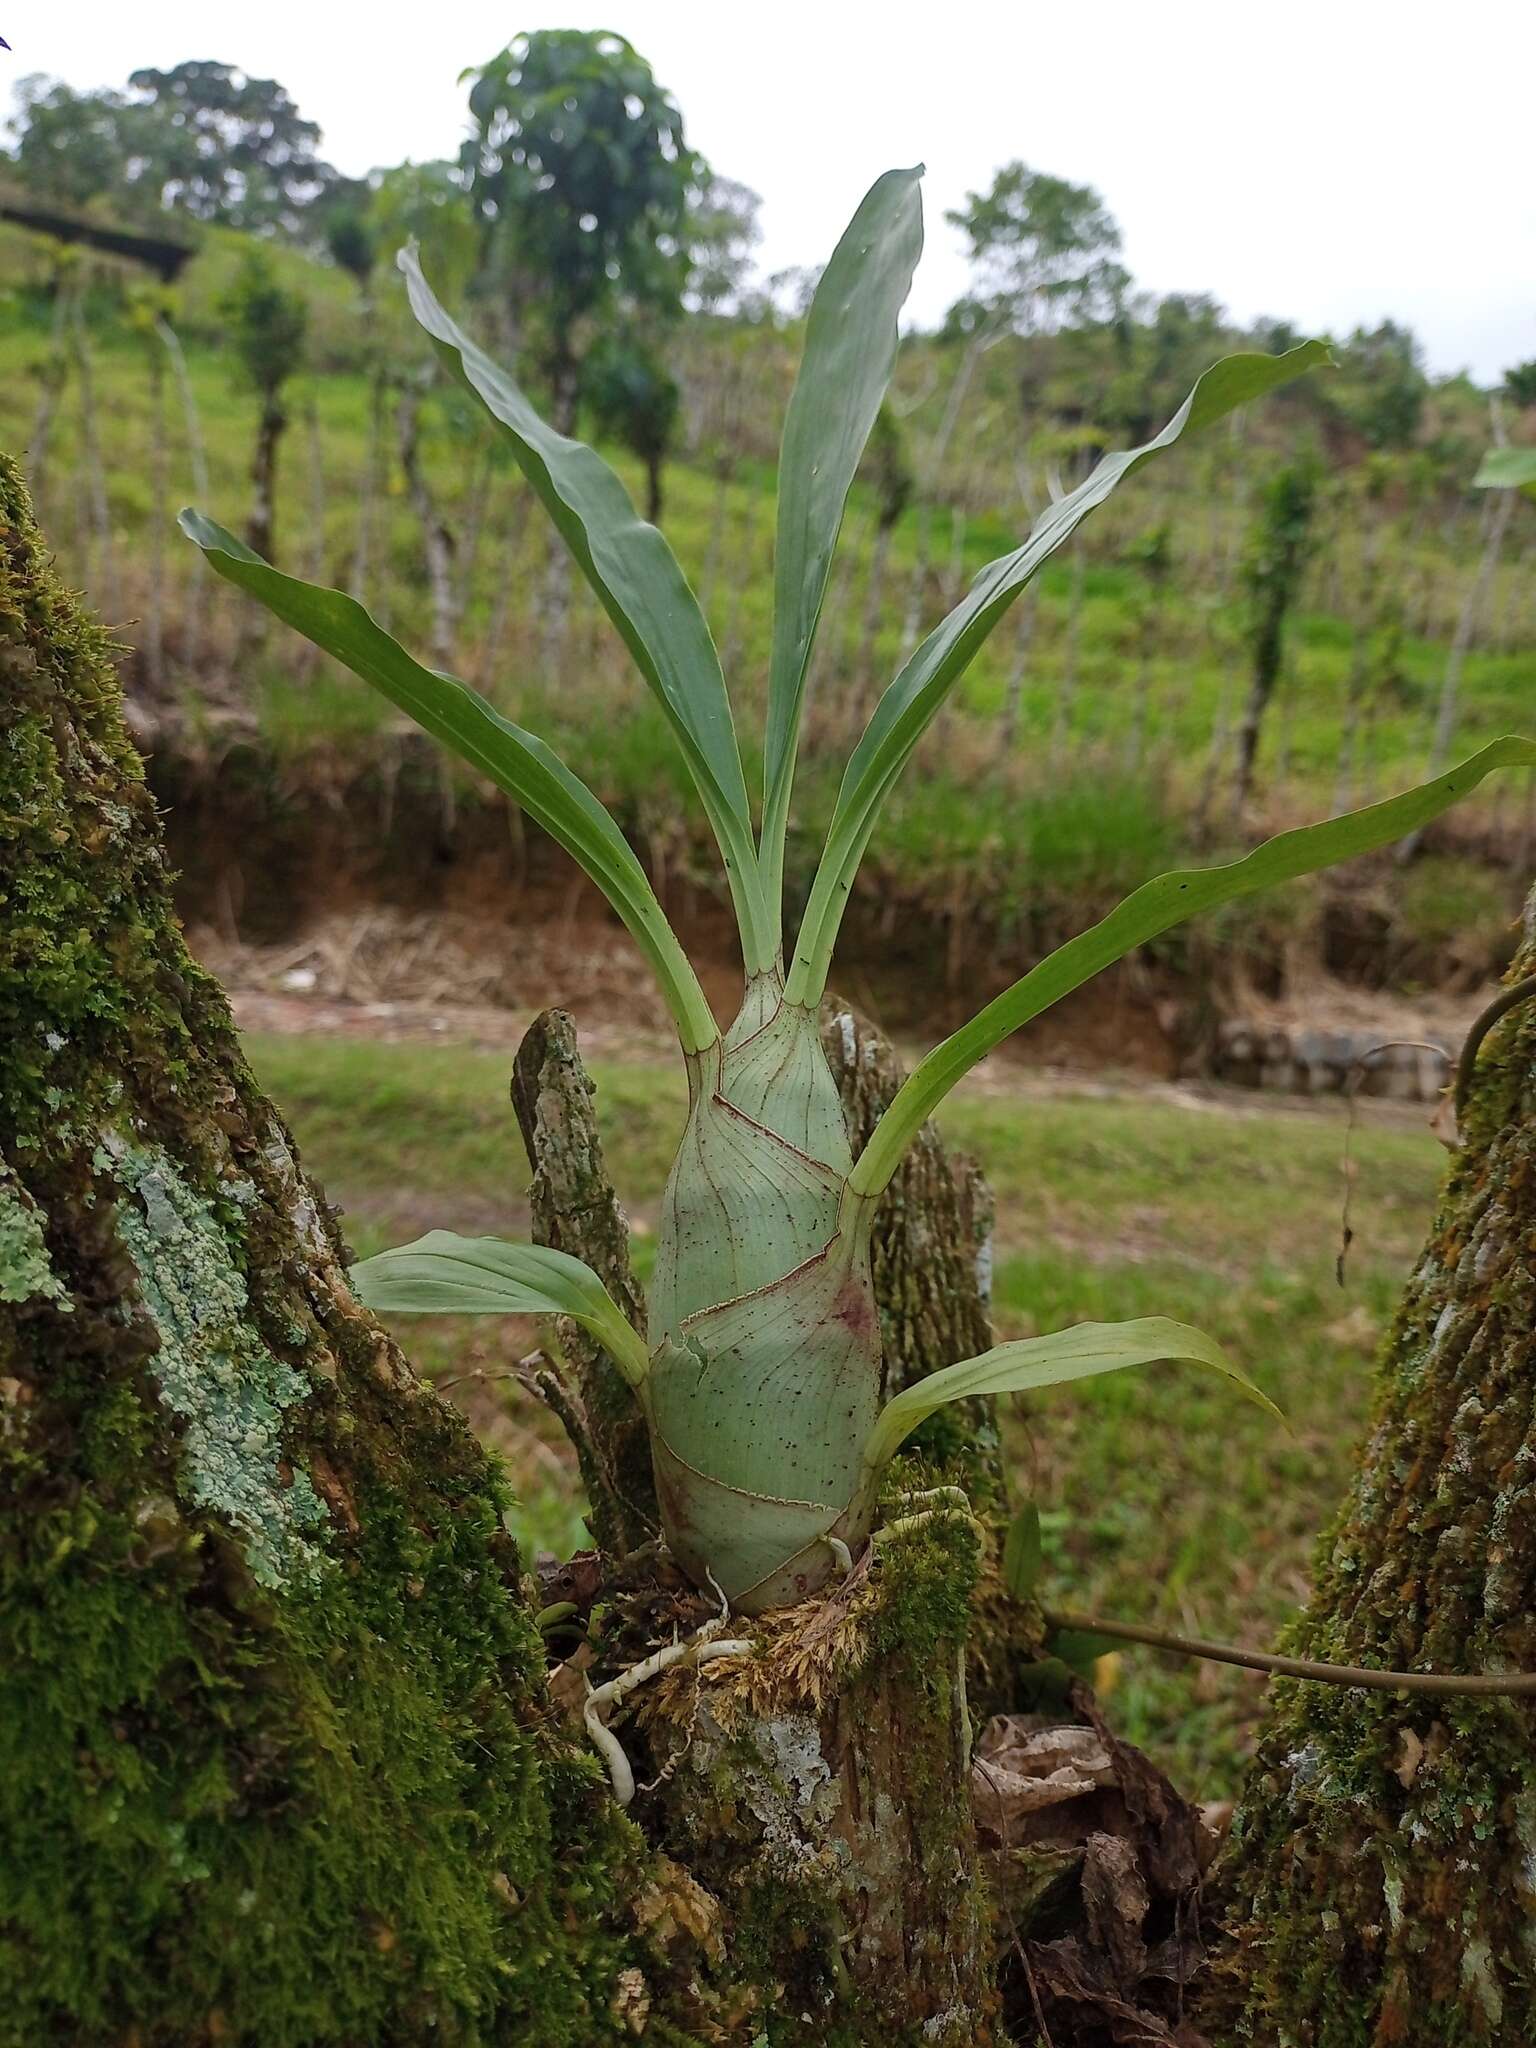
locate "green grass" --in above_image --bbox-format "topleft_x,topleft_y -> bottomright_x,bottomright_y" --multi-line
247,1026 -> 1442,1797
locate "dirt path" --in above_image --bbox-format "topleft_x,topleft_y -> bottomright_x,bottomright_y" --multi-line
229,980 -> 1452,1140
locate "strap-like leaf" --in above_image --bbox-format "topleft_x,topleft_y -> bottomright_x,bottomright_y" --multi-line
850,736 -> 1536,1196
861,1317 -> 1274,1480
758,167 -> 925,945
784,342 -> 1333,1005
178,512 -> 718,1053
351,1230 -> 652,1389
397,245 -> 774,971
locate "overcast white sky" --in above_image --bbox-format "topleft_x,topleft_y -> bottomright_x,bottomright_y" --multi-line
7,1 -> 1534,381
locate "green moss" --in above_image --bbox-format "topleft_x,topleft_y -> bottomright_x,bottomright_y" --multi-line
0,1169 -> 71,1309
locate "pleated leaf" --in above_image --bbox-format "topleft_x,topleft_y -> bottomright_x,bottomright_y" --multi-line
861,1317 -> 1274,1481
851,735 -> 1536,1196
178,512 -> 718,1053
398,245 -> 774,971
759,166 -> 925,933
785,341 -> 1333,1004
351,1230 -> 651,1389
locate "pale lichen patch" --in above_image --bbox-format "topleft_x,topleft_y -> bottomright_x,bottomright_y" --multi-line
1460,1934 -> 1504,2030
101,1134 -> 328,1587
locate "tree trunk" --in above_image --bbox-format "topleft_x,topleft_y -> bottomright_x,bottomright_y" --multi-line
396,384 -> 458,671
1427,487 -> 1514,778
143,339 -> 167,694
1207,891 -> 1536,2044
900,331 -> 987,659
1050,543 -> 1087,769
68,291 -> 116,616
857,520 -> 894,692
156,316 -> 209,672
27,276 -> 73,521
247,395 -> 286,566
535,350 -> 581,675
349,360 -> 386,606
1232,598 -> 1284,812
1332,516 -> 1384,816
0,453 -> 652,2045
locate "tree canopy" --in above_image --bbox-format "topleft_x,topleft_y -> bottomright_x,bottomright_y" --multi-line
8,60 -> 335,238
459,29 -> 703,422
945,159 -> 1126,337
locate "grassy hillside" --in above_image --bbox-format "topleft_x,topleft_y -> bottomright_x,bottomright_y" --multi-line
4,207 -> 1533,955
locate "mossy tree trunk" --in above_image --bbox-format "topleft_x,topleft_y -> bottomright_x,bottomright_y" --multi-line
1209,890 -> 1536,2045
0,454 -> 651,2047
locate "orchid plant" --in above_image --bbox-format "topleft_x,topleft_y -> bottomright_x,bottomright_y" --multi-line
184,168 -> 1535,1613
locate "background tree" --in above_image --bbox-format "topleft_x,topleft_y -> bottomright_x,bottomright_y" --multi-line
124,60 -> 336,236
1331,318 -> 1429,450
315,174 -> 378,292
1082,290 -> 1235,440
945,159 -> 1125,343
6,75 -> 166,217
7,62 -> 335,238
459,29 -> 701,433
585,333 -> 679,522
1233,455 -> 1320,806
1501,357 -> 1536,411
221,251 -> 307,562
1125,519 -> 1174,767
686,173 -> 763,316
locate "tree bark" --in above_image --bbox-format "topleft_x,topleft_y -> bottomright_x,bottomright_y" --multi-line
511,1010 -> 657,1558
1206,889 -> 1536,2044
0,452 -> 664,2046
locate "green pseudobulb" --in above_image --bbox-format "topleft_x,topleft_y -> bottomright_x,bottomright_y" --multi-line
645,978 -> 878,1610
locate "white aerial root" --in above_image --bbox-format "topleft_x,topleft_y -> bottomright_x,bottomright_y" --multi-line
583,1571 -> 752,1806
874,1485 -> 986,1550
583,1502 -> 986,1804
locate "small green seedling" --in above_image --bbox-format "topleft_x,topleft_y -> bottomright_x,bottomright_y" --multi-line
183,168 -> 1536,1612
